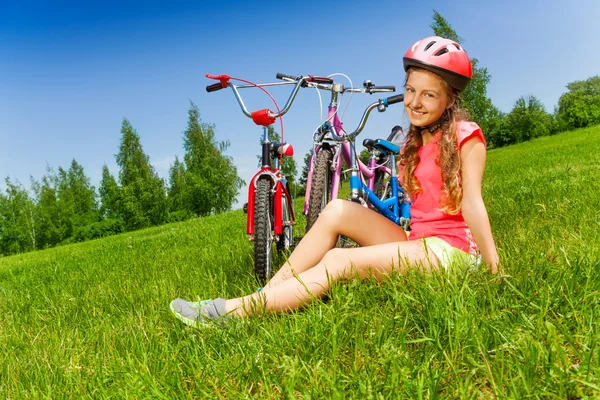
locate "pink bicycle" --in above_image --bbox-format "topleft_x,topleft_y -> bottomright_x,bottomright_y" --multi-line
276,73 -> 402,233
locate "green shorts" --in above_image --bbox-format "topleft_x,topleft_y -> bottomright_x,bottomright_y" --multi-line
422,237 -> 479,269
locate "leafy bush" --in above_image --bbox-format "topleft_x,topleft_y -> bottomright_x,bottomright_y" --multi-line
73,218 -> 124,242
557,76 -> 600,130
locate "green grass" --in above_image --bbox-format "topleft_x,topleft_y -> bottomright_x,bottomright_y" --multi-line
1,127 -> 599,398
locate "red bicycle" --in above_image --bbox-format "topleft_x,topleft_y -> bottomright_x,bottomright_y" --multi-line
206,73 -> 333,283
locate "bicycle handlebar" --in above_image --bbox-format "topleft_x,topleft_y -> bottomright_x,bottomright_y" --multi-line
276,73 -> 393,93
318,93 -> 404,141
205,72 -> 400,127
206,73 -> 311,122
276,72 -> 335,85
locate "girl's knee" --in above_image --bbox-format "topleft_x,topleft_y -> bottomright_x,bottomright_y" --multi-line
319,248 -> 354,278
322,199 -> 345,214
320,199 -> 351,224
321,247 -> 345,264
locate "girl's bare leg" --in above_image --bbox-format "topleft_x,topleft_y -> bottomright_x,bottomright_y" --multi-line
226,239 -> 437,317
266,199 -> 408,287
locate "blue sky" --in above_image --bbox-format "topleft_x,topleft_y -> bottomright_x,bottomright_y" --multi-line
1,0 -> 599,207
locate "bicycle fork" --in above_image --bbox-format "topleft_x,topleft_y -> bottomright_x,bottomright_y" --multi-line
246,127 -> 295,238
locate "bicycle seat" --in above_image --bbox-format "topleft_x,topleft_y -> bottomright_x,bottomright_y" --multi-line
362,138 -> 400,155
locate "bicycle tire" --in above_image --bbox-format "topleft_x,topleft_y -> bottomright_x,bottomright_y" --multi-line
373,169 -> 387,200
254,178 -> 273,284
305,147 -> 333,233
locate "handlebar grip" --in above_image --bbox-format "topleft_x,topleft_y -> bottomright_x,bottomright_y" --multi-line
206,82 -> 225,92
276,72 -> 297,80
374,86 -> 396,91
385,94 -> 404,105
309,76 -> 334,84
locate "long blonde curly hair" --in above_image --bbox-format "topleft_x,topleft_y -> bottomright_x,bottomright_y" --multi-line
401,67 -> 470,215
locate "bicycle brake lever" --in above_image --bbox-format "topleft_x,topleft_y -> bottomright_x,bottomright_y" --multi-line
205,73 -> 231,88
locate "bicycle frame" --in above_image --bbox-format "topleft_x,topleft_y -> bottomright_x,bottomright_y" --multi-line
245,126 -> 295,237
349,146 -> 411,229
303,96 -> 392,216
303,81 -> 403,215
303,89 -> 408,230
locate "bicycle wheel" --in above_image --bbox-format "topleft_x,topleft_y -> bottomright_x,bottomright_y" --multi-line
373,169 -> 388,200
254,178 -> 274,284
305,147 -> 333,233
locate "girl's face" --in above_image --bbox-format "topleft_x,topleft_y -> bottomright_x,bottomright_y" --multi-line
404,69 -> 451,128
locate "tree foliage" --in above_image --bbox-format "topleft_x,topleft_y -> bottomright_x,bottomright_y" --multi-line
115,119 -> 167,230
557,76 -> 600,130
298,149 -> 312,188
505,96 -> 557,144
99,165 -> 121,220
0,178 -> 36,254
167,156 -> 187,217
0,103 -> 249,255
182,102 -> 244,216
56,160 -> 99,240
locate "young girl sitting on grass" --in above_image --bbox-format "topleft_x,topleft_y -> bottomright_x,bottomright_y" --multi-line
170,36 -> 500,326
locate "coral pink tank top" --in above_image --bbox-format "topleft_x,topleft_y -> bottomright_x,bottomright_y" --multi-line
407,121 -> 486,255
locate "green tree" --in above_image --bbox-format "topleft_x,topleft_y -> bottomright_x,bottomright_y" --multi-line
31,172 -> 62,248
557,76 -> 600,130
182,102 -> 243,216
99,165 -> 121,220
358,148 -> 370,167
115,118 -> 167,230
298,149 -> 312,187
504,95 -> 557,144
430,11 -> 502,138
167,156 -> 191,221
481,107 -> 509,149
0,178 -> 36,254
55,159 -> 99,241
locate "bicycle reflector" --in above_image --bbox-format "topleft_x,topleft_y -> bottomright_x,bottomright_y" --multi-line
276,143 -> 294,156
251,109 -> 276,126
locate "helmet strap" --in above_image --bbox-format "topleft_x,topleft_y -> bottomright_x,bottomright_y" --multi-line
422,109 -> 450,134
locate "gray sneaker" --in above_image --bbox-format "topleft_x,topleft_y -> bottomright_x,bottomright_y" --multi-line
169,298 -> 227,327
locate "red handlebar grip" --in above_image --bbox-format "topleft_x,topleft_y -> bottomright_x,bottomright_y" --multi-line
309,75 -> 334,84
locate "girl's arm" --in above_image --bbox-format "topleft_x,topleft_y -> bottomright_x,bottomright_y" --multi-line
460,138 -> 500,273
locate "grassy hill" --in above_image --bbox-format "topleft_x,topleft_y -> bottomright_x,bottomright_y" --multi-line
1,126 -> 599,398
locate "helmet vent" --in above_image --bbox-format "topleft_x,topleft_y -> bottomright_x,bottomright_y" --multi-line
434,48 -> 449,56
424,41 -> 437,51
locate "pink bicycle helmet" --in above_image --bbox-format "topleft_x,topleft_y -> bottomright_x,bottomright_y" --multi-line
403,36 -> 472,92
